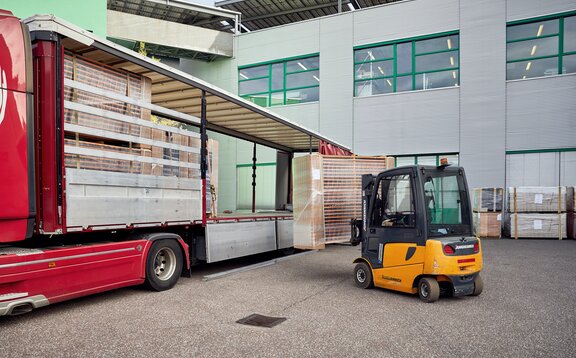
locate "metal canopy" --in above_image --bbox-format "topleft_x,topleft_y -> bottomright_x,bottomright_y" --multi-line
216,0 -> 402,31
24,15 -> 349,153
108,0 -> 240,32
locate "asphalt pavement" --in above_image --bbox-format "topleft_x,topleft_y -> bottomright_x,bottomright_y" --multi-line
1,239 -> 575,357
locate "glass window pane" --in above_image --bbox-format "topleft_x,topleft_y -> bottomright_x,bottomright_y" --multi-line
354,78 -> 394,96
285,57 -> 319,72
239,78 -> 269,95
270,92 -> 284,106
396,42 -> 413,74
506,57 -> 559,80
286,87 -> 319,104
243,94 -> 269,107
564,16 -> 576,53
396,75 -> 412,93
286,70 -> 320,88
355,60 -> 393,80
415,70 -> 459,90
563,54 -> 576,74
355,45 -> 393,62
239,65 -> 268,80
415,51 -> 459,72
507,19 -> 559,41
506,36 -> 559,61
443,154 -> 459,165
271,63 -> 284,91
417,156 -> 437,165
415,35 -> 459,54
396,156 -> 415,166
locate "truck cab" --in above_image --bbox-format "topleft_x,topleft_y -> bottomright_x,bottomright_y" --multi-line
352,164 -> 483,302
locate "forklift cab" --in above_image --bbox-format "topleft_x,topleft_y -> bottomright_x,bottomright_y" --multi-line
352,164 -> 483,302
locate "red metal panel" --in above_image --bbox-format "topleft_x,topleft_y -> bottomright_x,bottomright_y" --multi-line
33,40 -> 64,234
0,11 -> 30,242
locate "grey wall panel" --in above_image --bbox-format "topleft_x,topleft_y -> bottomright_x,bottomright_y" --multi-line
180,57 -> 236,92
506,152 -> 560,187
319,14 -> 354,148
272,103 -> 320,132
506,75 -> 576,151
353,0 -> 459,46
207,131 -> 238,212
353,88 -> 460,155
507,0 -> 576,21
236,21 -> 320,66
459,0 -> 507,190
560,152 -> 576,186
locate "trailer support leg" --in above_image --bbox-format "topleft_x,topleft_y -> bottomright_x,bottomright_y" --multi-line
252,142 -> 257,213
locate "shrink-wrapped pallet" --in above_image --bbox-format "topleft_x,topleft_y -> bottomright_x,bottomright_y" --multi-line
473,212 -> 501,238
507,187 -> 568,213
473,188 -> 503,212
504,213 -> 567,239
293,154 -> 394,249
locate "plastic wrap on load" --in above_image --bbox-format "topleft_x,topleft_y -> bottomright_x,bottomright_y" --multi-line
507,187 -> 568,213
473,212 -> 501,238
503,213 -> 567,239
292,154 -> 394,249
473,188 -> 503,212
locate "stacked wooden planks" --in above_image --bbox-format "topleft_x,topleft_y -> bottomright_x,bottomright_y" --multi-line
293,154 -> 394,249
472,188 -> 503,238
503,187 -> 571,239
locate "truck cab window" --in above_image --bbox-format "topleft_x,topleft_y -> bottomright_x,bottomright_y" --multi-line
371,174 -> 415,227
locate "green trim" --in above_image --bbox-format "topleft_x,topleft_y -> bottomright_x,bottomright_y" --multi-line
506,33 -> 559,44
507,54 -> 559,63
414,48 -> 459,57
559,17 -> 564,73
353,57 -> 394,65
285,84 -> 320,91
238,53 -> 320,69
506,148 -> 576,155
285,68 -> 319,75
507,10 -> 576,26
354,30 -> 459,50
238,75 -> 269,82
236,162 -> 277,168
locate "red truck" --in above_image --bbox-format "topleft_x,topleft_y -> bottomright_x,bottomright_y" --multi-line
0,11 -> 348,316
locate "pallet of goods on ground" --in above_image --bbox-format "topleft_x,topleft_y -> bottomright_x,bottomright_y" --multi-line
503,213 -> 567,239
293,154 -> 395,249
472,187 -> 503,238
568,187 -> 575,239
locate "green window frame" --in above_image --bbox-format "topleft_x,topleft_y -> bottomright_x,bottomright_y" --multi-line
506,11 -> 576,80
238,54 -> 320,107
354,32 -> 460,97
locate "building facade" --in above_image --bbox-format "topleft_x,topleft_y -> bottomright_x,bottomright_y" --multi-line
181,0 -> 576,202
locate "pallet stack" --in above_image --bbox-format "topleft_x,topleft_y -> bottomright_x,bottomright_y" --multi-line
472,188 -> 503,238
568,187 -> 575,240
504,187 -> 570,239
293,154 -> 395,249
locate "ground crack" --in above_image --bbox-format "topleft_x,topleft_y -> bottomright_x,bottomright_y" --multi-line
272,277 -> 349,315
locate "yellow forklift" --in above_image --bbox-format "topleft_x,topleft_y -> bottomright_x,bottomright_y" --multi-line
350,160 -> 483,302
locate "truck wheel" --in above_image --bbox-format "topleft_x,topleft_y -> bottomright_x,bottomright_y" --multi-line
418,277 -> 440,303
144,239 -> 183,291
354,262 -> 374,289
471,274 -> 484,296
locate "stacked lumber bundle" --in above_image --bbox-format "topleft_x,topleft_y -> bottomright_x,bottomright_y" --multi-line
504,187 -> 571,239
568,188 -> 576,240
472,188 -> 503,238
293,154 -> 395,249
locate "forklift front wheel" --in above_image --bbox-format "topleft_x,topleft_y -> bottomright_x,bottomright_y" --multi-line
354,262 -> 374,289
471,274 -> 484,296
418,277 -> 440,303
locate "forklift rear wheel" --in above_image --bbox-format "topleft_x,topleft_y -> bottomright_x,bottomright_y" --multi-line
418,277 -> 440,303
354,262 -> 374,289
144,239 -> 183,291
471,274 -> 484,296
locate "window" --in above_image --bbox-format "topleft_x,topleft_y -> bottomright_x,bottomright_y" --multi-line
238,55 -> 320,107
354,33 -> 459,96
371,174 -> 415,228
395,153 -> 459,167
507,13 -> 576,80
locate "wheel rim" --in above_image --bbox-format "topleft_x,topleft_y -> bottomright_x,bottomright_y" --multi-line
153,247 -> 177,281
420,282 -> 429,298
356,268 -> 366,283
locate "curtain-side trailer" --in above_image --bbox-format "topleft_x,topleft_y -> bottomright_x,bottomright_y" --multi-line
0,11 -> 349,316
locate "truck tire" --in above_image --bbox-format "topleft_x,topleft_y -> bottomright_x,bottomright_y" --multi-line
354,262 -> 374,289
471,274 -> 483,296
418,277 -> 440,303
144,239 -> 183,291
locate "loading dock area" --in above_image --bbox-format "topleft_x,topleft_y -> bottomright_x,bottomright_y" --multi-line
2,240 -> 575,356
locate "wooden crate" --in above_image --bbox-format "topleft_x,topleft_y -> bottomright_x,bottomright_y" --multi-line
473,212 -> 501,238
293,154 -> 394,249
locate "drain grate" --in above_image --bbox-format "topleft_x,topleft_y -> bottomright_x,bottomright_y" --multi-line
236,313 -> 286,328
